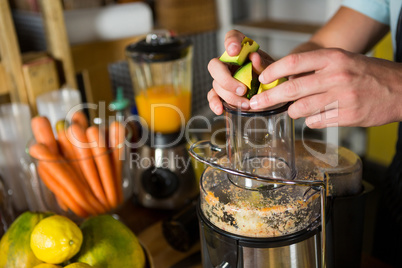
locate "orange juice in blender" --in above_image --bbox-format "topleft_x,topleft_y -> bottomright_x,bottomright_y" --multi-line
126,30 -> 193,134
135,85 -> 191,133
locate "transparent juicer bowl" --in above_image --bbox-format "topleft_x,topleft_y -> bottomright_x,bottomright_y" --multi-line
191,103 -> 325,238
200,162 -> 322,238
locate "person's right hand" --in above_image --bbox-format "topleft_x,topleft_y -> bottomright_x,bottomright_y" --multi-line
207,30 -> 275,115
251,48 -> 402,128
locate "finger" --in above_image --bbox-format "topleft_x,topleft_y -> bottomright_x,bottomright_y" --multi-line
208,58 -> 247,96
250,51 -> 275,71
305,109 -> 340,129
224,30 -> 246,56
288,93 -> 338,119
213,80 -> 250,110
207,89 -> 223,115
250,72 -> 327,110
249,52 -> 273,74
259,49 -> 331,84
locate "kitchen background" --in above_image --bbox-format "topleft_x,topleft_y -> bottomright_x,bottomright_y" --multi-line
3,0 -> 396,165
0,0 -> 396,266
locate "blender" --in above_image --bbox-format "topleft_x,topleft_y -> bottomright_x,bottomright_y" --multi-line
126,30 -> 198,209
189,102 -> 364,268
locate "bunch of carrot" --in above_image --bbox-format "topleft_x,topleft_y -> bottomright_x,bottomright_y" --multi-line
29,111 -> 126,218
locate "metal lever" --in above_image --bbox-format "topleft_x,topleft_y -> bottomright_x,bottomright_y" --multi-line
303,186 -> 321,202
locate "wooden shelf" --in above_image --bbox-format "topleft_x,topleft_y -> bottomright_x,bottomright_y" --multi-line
233,19 -> 321,41
240,19 -> 321,34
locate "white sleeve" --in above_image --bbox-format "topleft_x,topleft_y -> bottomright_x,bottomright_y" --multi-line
342,0 -> 390,25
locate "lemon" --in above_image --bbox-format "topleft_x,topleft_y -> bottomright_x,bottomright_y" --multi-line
64,262 -> 92,268
257,77 -> 288,94
33,264 -> 62,268
30,215 -> 83,264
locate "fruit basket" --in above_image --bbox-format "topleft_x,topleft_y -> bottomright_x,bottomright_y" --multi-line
0,212 -> 148,268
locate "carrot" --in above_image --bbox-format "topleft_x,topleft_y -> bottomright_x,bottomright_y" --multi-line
109,121 -> 126,204
83,188 -> 108,214
63,166 -> 106,215
33,142 -> 106,215
29,143 -> 98,215
67,124 -> 110,209
55,119 -> 69,134
57,128 -> 89,187
37,163 -> 88,218
56,196 -> 69,212
31,116 -> 59,155
57,128 -> 79,163
58,126 -> 107,214
71,110 -> 89,129
86,126 -> 118,208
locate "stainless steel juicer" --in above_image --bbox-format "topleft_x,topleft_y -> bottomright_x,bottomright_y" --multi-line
189,102 -> 364,268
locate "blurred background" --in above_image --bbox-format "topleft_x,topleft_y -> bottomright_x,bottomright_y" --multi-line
0,0 -> 396,265
2,0 -> 395,165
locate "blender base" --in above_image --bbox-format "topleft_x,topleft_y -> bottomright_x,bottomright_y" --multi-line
133,132 -> 198,210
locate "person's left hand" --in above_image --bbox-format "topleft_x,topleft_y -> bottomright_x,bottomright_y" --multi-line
207,30 -> 275,115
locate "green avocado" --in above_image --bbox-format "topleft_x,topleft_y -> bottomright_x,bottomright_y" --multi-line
219,37 -> 260,66
248,78 -> 260,99
233,62 -> 260,99
257,77 -> 288,94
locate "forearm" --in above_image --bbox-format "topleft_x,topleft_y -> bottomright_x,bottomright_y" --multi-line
290,41 -> 324,54
290,7 -> 388,55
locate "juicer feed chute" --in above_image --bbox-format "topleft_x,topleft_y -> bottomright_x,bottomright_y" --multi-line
224,102 -> 296,189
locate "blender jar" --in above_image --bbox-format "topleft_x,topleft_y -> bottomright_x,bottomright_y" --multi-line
126,30 -> 193,134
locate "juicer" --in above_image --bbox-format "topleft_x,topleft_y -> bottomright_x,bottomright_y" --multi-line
189,102 -> 365,268
126,30 -> 198,209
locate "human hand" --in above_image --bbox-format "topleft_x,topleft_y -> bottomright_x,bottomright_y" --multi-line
207,30 -> 275,115
250,48 -> 402,128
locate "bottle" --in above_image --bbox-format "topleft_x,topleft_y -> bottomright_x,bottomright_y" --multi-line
109,87 -> 138,143
109,87 -> 130,122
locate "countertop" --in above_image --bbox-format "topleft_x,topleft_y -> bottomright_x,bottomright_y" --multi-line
115,199 -> 395,268
116,200 -> 201,268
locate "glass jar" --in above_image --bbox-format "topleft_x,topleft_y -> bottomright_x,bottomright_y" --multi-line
0,174 -> 14,236
26,123 -> 133,222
